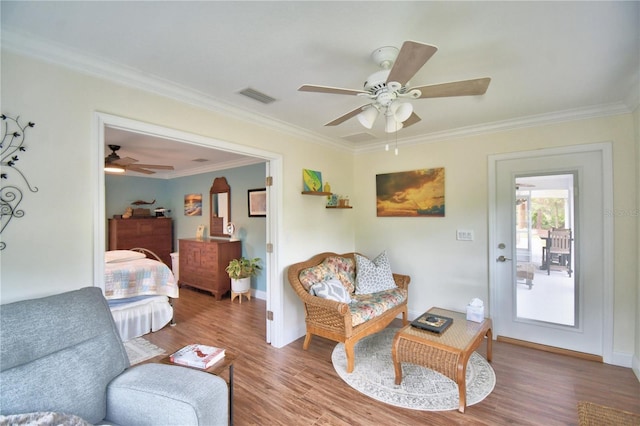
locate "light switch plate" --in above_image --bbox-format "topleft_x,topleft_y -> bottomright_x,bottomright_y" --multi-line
456,229 -> 474,241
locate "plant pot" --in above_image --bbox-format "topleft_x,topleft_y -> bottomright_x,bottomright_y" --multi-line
231,277 -> 251,293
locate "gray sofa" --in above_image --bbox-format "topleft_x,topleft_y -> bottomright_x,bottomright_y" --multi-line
0,287 -> 228,425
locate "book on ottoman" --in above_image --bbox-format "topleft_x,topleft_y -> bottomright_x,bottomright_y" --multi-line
170,344 -> 225,369
411,312 -> 453,334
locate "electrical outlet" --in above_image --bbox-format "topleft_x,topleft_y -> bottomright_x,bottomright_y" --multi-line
456,229 -> 474,241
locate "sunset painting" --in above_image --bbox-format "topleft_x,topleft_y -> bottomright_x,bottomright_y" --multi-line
376,168 -> 445,217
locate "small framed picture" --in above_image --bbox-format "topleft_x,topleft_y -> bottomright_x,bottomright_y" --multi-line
248,188 -> 267,217
184,193 -> 202,216
196,224 -> 205,240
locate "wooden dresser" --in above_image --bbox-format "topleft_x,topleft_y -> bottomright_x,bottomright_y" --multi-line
178,239 -> 241,300
108,218 -> 173,267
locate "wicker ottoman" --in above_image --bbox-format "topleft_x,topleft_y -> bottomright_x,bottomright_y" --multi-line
391,307 -> 493,413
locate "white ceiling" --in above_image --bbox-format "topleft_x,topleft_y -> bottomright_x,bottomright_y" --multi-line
2,1 -> 639,176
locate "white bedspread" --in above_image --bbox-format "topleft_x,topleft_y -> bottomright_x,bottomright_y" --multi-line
104,258 -> 179,300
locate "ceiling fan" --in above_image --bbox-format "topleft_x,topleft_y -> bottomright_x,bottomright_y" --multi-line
299,41 -> 491,133
104,144 -> 174,174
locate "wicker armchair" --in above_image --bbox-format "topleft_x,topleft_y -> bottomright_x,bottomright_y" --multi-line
287,252 -> 410,373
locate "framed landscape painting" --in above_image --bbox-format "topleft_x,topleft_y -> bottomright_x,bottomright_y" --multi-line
376,168 -> 445,217
184,193 -> 203,216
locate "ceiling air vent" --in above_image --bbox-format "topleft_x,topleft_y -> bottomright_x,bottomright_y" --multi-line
342,132 -> 377,143
238,87 -> 277,104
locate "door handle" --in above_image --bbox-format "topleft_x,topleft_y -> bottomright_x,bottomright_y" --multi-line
496,255 -> 512,262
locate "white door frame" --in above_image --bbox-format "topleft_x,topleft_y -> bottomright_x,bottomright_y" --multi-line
488,142 -> 614,364
92,112 -> 285,347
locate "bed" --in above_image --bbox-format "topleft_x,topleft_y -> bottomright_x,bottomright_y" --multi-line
104,248 -> 179,341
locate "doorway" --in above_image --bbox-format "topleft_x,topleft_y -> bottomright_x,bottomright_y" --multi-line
93,112 -> 285,347
489,143 -> 614,361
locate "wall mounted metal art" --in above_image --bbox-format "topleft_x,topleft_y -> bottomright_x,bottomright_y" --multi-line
1,114 -> 37,250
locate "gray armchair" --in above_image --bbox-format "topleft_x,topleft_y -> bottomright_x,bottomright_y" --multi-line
0,287 -> 228,425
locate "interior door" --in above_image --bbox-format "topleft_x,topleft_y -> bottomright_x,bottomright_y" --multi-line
490,146 -> 610,356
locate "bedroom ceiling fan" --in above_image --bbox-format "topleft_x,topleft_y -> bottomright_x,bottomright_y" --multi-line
104,144 -> 174,174
299,41 -> 491,133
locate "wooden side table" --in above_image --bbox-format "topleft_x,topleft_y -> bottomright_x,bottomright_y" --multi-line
392,308 -> 492,413
161,351 -> 237,425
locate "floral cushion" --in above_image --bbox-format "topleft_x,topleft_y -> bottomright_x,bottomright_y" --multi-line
299,256 -> 355,293
349,287 -> 407,327
324,256 -> 356,293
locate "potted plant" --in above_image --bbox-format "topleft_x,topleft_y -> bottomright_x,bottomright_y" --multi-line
225,257 -> 262,293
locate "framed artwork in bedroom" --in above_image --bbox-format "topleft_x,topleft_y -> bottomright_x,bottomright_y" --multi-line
248,188 -> 267,217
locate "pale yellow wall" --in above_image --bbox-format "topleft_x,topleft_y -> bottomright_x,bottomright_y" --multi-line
635,105 -> 640,379
354,114 -> 637,361
2,50 -> 637,364
0,51 -> 356,333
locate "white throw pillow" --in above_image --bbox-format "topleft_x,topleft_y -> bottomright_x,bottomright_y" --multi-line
105,250 -> 147,263
310,279 -> 352,303
354,251 -> 397,294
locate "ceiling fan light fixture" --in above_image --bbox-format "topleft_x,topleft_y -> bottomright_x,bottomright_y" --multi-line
357,105 -> 380,129
104,164 -> 125,173
392,102 -> 413,122
385,113 -> 403,133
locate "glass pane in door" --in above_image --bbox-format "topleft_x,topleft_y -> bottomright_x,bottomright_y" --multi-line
515,174 -> 576,327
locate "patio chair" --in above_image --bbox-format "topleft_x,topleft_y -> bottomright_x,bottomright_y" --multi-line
545,228 -> 572,277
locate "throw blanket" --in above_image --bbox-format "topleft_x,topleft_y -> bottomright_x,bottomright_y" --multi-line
104,258 -> 178,300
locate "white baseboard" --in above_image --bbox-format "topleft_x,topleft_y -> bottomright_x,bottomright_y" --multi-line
632,353 -> 640,382
610,350 -> 633,368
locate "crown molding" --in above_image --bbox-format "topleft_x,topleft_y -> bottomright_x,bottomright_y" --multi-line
4,30 -> 635,157
355,102 -> 633,153
2,30 -> 353,153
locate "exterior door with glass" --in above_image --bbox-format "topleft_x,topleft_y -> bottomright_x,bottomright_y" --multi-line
490,145 -> 611,356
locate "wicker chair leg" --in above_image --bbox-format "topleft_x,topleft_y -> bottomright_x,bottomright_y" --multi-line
345,341 -> 356,373
303,333 -> 313,350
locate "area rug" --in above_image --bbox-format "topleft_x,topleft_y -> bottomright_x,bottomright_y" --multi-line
123,337 -> 165,365
331,328 -> 495,411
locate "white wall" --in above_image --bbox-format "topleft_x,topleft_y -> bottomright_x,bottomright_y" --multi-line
0,52 -> 356,349
635,105 -> 640,380
1,50 -> 637,367
354,114 -> 638,363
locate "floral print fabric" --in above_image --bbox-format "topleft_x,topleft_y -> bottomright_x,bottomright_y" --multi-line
299,256 -> 355,293
350,287 -> 407,327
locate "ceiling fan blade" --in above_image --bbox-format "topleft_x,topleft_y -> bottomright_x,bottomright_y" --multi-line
299,84 -> 367,96
133,164 -> 174,170
412,77 -> 491,98
324,104 -> 370,126
112,157 -> 138,166
126,166 -> 155,175
402,112 -> 422,128
386,41 -> 437,87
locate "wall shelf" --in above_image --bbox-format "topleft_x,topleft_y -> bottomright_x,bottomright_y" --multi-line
301,191 -> 331,196
326,206 -> 352,209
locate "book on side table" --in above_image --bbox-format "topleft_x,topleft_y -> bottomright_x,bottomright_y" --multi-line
411,312 -> 453,334
169,344 -> 226,369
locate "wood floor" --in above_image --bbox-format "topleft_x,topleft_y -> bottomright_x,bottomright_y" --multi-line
143,287 -> 640,426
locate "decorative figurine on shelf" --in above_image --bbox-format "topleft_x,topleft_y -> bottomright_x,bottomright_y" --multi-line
323,182 -> 331,193
122,207 -> 133,219
327,194 -> 338,207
